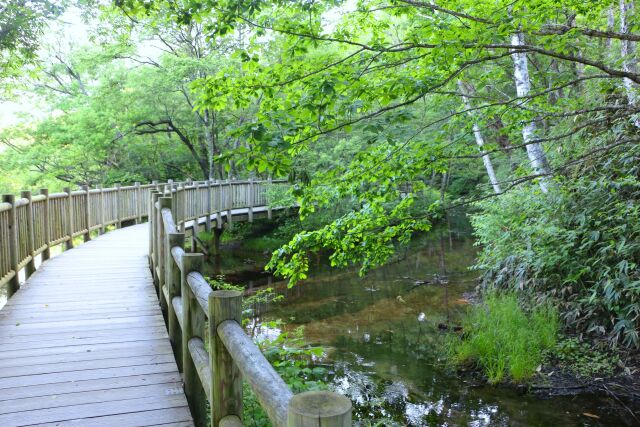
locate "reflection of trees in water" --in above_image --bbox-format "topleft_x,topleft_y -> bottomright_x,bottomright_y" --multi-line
330,358 -> 511,426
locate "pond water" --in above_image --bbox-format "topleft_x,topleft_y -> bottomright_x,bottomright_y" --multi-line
205,225 -> 631,426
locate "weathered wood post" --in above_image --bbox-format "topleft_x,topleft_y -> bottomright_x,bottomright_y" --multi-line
63,187 -> 74,250
190,225 -> 198,254
181,253 -> 207,424
248,177 -> 254,222
205,180 -> 212,232
267,175 -> 273,220
211,228 -> 222,256
166,231 -> 185,370
40,189 -> 51,261
287,391 -> 352,427
98,184 -> 106,235
215,180 -> 222,229
177,184 -> 185,232
135,181 -> 142,224
227,178 -> 233,228
157,196 -> 173,311
209,290 -> 243,426
81,185 -> 91,242
150,191 -> 161,278
21,190 -> 36,278
115,183 -> 122,228
3,194 -> 19,296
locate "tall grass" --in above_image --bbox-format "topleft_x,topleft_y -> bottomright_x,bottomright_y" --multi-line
449,292 -> 558,383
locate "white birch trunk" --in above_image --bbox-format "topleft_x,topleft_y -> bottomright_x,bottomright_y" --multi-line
620,0 -> 640,127
457,80 -> 501,194
511,32 -> 551,193
607,6 -> 615,50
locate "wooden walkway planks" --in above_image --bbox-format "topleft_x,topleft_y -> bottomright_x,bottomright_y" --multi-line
0,224 -> 193,427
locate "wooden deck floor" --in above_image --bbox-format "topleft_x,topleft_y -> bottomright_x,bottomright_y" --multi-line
0,224 -> 193,427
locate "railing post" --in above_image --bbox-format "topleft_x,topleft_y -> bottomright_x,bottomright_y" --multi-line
40,189 -> 51,261
158,196 -> 172,311
81,185 -> 91,242
167,231 -> 185,370
98,184 -> 105,235
287,391 -> 352,426
248,177 -> 254,222
3,194 -> 19,296
267,175 -> 273,220
21,190 -> 36,278
205,180 -> 212,232
209,290 -> 243,426
115,183 -> 122,228
181,253 -> 207,425
178,184 -> 185,233
63,187 -> 74,250
135,181 -> 142,224
215,181 -> 222,229
226,178 -> 233,228
150,191 -> 161,282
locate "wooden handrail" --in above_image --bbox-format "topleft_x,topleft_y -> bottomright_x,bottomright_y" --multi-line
150,182 -> 352,426
0,179 -> 287,301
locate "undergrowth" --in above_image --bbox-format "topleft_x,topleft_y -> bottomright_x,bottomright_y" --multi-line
449,292 -> 559,383
206,276 -> 327,426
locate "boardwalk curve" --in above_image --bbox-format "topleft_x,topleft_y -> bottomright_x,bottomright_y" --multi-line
0,224 -> 193,426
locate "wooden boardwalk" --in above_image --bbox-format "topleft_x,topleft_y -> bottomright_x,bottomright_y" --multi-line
0,224 -> 193,427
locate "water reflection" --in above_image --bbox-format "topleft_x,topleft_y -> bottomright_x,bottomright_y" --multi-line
214,231 -> 631,426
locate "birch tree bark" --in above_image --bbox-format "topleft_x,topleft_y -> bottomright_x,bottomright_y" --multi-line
457,80 -> 501,194
620,0 -> 640,127
511,31 -> 552,193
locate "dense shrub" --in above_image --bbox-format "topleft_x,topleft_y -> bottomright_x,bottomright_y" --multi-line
472,148 -> 640,348
449,292 -> 558,383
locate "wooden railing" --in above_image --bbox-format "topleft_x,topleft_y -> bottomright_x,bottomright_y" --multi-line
149,181 -> 353,427
0,181 -> 158,298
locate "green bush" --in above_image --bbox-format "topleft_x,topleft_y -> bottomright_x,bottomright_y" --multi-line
472,147 -> 640,348
449,292 -> 558,383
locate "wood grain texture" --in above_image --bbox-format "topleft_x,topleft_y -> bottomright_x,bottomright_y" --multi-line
0,224 -> 193,427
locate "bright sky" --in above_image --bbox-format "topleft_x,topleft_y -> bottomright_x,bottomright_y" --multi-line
0,1 -> 356,132
0,6 -> 90,130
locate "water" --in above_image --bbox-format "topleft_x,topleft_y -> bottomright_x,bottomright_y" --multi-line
208,230 -> 633,426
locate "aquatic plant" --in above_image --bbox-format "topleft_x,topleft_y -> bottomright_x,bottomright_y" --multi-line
449,292 -> 559,383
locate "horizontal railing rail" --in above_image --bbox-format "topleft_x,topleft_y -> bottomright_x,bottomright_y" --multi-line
150,185 -> 352,426
0,178 -> 287,303
0,181 -> 161,297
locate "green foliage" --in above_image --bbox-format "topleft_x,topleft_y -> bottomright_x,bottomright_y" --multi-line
0,0 -> 62,91
243,323 -> 327,426
449,292 -> 559,383
545,338 -> 619,378
204,278 -> 324,425
473,146 -> 640,348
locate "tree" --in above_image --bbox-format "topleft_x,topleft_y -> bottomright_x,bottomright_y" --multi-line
0,0 -> 62,93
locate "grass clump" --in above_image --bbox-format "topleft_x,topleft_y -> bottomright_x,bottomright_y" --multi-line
449,292 -> 559,383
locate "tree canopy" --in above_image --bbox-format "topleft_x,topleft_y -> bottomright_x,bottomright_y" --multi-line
1,0 -> 639,348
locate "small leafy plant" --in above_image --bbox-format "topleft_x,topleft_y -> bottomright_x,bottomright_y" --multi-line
546,338 -> 619,378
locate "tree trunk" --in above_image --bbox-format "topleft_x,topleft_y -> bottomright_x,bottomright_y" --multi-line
490,116 -> 518,172
607,6 -> 615,50
511,32 -> 552,193
620,0 -> 640,127
457,80 -> 501,194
